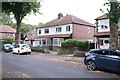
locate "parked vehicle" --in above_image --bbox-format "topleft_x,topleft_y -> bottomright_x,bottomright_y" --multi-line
2,44 -> 14,52
84,49 -> 120,73
13,44 -> 31,55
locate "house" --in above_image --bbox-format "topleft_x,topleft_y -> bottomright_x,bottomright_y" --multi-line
0,25 -> 16,40
23,29 -> 37,46
94,14 -> 120,49
34,13 -> 95,50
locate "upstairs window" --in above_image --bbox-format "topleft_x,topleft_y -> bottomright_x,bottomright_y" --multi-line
56,27 -> 62,32
44,28 -> 49,34
101,25 -> 108,29
39,29 -> 41,34
88,27 -> 91,33
66,25 -> 70,31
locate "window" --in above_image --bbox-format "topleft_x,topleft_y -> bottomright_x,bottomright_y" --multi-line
53,38 -> 60,46
6,33 -> 10,37
88,27 -> 91,33
66,25 -> 70,31
42,39 -> 47,45
105,40 -> 109,43
56,27 -> 62,32
44,28 -> 49,34
101,25 -> 108,29
100,40 -> 103,45
39,29 -> 41,34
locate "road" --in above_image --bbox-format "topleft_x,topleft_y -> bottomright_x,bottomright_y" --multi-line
2,52 -> 120,78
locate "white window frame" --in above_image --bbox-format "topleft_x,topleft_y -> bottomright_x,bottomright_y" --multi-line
66,25 -> 71,32
56,27 -> 62,32
53,38 -> 60,46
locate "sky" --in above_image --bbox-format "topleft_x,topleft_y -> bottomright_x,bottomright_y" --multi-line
22,0 -> 108,25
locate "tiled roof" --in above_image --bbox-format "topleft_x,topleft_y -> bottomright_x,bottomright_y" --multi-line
0,25 -> 16,33
95,14 -> 108,20
25,34 -> 37,40
36,34 -> 72,39
38,14 -> 94,28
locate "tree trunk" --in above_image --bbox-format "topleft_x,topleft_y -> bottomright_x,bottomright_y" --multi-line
109,21 -> 118,49
15,22 -> 20,45
109,1 -> 118,49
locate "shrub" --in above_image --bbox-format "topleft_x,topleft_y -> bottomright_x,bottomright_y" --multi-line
61,39 -> 89,50
2,37 -> 14,44
60,39 -> 89,55
61,39 -> 77,48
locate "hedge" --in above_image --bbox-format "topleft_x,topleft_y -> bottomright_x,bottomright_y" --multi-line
59,39 -> 89,54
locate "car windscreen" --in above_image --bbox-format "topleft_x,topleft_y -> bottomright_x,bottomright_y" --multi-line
22,45 -> 30,48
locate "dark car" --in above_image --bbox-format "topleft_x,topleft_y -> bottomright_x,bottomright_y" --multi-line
84,49 -> 120,73
2,44 -> 14,52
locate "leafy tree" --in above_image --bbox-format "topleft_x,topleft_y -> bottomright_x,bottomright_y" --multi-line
101,0 -> 120,49
2,1 -> 41,44
0,12 -> 14,26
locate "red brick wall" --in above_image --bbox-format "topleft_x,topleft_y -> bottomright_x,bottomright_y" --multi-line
73,24 -> 94,41
2,33 -> 15,39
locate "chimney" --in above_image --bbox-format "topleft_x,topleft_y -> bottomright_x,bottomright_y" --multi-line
58,13 -> 63,19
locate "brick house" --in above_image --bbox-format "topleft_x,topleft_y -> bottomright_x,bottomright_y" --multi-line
0,25 -> 16,40
94,14 -> 120,49
34,13 -> 94,50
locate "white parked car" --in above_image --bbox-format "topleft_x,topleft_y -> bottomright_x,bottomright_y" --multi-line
13,44 -> 31,55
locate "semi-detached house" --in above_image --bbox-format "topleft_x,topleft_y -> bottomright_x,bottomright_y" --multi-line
94,14 -> 120,49
34,13 -> 94,50
0,25 -> 16,40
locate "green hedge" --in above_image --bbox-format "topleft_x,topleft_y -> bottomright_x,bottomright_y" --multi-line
2,37 -> 14,44
60,39 -> 89,54
61,39 -> 89,50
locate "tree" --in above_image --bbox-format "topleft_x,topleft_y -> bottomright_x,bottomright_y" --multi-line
2,1 -> 41,44
0,12 -> 14,26
102,0 -> 120,49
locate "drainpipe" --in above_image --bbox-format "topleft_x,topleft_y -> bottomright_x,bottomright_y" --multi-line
95,20 -> 98,49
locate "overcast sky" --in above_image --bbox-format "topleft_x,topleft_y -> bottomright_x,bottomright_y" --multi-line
22,0 -> 108,25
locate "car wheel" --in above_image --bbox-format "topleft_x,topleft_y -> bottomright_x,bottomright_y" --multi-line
18,51 -> 21,55
87,61 -> 96,71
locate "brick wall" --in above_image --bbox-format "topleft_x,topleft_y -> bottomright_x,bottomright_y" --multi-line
73,24 -> 94,41
1,32 -> 15,39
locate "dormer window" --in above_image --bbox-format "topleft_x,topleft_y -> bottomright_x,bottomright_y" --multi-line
44,28 -> 49,34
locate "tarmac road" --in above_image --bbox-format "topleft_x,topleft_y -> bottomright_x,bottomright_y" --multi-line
2,52 -> 120,78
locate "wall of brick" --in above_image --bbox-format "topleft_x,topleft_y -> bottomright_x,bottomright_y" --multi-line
73,24 -> 94,41
1,33 -> 15,39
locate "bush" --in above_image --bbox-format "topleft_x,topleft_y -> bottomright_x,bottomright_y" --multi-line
60,39 -> 89,55
61,39 -> 77,48
2,37 -> 14,44
61,39 -> 89,51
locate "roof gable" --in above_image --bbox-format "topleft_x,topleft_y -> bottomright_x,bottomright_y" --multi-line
95,14 -> 108,20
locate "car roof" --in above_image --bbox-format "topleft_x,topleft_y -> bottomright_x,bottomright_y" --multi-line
90,49 -> 120,52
